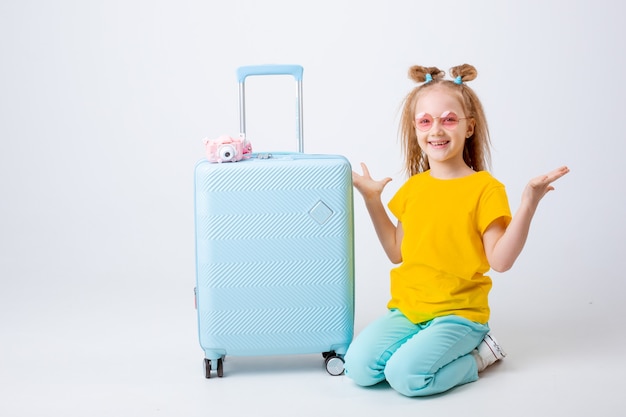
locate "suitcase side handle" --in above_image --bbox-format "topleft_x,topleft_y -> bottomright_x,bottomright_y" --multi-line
237,64 -> 304,153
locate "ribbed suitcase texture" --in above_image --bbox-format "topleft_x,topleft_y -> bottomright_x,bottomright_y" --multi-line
194,153 -> 354,376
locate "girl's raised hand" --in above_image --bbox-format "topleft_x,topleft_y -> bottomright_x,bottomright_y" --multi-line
522,165 -> 570,207
352,163 -> 393,200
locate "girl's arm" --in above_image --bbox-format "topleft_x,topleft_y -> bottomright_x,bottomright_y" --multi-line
483,166 -> 570,272
353,163 -> 403,264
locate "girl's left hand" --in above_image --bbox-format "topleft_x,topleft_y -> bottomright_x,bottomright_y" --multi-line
522,166 -> 570,207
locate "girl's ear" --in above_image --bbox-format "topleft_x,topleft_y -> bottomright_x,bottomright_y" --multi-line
466,119 -> 476,138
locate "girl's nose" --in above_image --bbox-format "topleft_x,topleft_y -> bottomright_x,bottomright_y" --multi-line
430,118 -> 445,133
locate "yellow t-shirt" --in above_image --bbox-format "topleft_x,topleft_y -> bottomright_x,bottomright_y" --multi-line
387,170 -> 512,324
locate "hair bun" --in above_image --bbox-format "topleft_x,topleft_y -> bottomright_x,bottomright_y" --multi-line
408,65 -> 445,83
449,64 -> 477,83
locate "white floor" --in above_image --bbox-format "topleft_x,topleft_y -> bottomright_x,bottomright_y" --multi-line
2,285 -> 623,417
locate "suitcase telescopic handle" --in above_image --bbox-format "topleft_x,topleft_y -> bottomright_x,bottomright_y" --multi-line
237,64 -> 304,153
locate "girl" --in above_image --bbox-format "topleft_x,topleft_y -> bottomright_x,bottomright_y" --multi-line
344,64 -> 569,397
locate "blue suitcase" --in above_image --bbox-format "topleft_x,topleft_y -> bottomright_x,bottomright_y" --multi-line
194,65 -> 355,378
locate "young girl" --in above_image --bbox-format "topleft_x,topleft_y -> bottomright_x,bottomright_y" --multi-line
344,64 -> 569,397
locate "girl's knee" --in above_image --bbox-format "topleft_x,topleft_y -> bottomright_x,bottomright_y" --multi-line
384,358 -> 432,397
344,347 -> 384,387
344,365 -> 379,387
385,352 -> 479,397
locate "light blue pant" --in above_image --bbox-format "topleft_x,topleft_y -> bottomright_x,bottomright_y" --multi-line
344,309 -> 490,397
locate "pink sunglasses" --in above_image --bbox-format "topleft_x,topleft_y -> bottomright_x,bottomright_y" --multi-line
415,111 -> 469,132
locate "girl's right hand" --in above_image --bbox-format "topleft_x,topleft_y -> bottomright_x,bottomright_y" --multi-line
352,163 -> 393,200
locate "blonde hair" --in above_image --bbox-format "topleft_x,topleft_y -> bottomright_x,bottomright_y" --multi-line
399,64 -> 492,177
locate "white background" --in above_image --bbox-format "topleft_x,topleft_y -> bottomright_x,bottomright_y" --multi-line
1,1 -> 624,416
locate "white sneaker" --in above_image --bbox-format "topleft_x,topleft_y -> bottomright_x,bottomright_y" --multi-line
472,333 -> 506,372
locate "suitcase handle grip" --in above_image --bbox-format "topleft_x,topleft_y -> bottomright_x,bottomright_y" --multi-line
237,65 -> 304,153
237,65 -> 303,82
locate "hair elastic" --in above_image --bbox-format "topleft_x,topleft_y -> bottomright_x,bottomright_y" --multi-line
454,75 -> 463,85
424,73 -> 433,83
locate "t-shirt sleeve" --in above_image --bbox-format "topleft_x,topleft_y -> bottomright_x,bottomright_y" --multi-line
388,182 -> 408,222
478,183 -> 512,234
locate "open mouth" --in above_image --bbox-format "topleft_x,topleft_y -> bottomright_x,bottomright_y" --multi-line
429,140 -> 450,148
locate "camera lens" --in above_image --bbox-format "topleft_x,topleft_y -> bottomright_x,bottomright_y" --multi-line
218,144 -> 237,162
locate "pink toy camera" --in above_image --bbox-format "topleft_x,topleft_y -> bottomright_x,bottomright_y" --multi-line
203,134 -> 252,163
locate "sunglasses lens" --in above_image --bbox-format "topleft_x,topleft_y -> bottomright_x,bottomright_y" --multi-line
441,113 -> 459,129
416,113 -> 433,131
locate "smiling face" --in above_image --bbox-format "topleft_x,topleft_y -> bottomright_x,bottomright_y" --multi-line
413,85 -> 476,177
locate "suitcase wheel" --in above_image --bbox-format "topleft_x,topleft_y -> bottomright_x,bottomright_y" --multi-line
323,352 -> 345,376
204,357 -> 224,378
